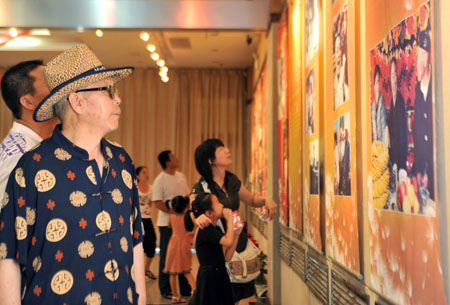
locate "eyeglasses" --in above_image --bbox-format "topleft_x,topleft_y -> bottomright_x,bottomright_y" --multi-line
75,86 -> 119,99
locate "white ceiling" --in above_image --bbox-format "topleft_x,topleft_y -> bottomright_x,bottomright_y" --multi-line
0,29 -> 263,69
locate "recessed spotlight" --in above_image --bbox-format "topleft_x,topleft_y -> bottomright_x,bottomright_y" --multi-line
140,32 -> 150,41
159,70 -> 167,77
162,76 -> 169,83
160,66 -> 168,73
157,59 -> 165,67
96,29 -> 103,37
150,53 -> 159,61
146,43 -> 156,52
9,27 -> 18,37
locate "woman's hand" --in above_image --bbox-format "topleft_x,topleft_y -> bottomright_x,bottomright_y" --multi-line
263,197 -> 278,220
194,214 -> 212,229
223,208 -> 233,223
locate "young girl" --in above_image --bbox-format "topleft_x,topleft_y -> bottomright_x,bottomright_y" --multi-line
192,193 -> 242,305
136,166 -> 157,280
164,196 -> 196,303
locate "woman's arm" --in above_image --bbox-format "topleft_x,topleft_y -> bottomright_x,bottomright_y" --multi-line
219,208 -> 234,247
223,226 -> 243,261
238,185 -> 278,220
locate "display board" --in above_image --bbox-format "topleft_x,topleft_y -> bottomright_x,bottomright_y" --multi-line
288,0 -> 303,233
251,63 -> 268,196
303,0 -> 322,251
366,1 -> 446,303
277,7 -> 289,227
324,0 -> 360,273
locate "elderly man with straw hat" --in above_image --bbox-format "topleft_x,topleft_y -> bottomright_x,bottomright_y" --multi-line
0,44 -> 146,305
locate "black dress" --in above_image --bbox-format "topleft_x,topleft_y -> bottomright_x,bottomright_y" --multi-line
194,226 -> 234,305
192,172 -> 256,302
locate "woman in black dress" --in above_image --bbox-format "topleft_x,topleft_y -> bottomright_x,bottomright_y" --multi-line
191,138 -> 278,304
192,193 -> 242,305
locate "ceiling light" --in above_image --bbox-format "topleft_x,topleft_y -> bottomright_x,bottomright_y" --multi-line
157,59 -> 165,67
9,27 -> 18,37
30,28 -> 51,36
162,76 -> 169,83
160,66 -> 168,73
150,52 -> 159,61
5,37 -> 39,47
140,32 -> 150,41
159,70 -> 167,77
96,29 -> 103,37
146,43 -> 156,52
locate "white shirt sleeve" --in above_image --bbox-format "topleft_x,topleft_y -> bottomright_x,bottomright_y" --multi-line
151,175 -> 163,201
0,154 -> 21,212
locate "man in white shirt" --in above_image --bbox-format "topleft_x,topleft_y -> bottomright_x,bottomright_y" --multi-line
152,150 -> 192,299
0,60 -> 58,211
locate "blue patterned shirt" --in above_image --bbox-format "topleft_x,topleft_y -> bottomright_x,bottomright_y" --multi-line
0,125 -> 143,305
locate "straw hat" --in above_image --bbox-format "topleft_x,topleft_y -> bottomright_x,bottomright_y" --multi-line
34,44 -> 134,122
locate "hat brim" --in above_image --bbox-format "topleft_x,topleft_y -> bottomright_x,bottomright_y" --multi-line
34,66 -> 134,122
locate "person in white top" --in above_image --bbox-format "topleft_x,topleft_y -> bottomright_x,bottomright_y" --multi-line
0,60 -> 58,211
152,150 -> 192,299
136,165 -> 157,280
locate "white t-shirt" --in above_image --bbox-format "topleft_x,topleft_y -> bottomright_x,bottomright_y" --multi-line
138,184 -> 152,219
152,171 -> 189,227
0,122 -> 42,213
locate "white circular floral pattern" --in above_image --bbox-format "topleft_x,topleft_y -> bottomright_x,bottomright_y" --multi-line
54,148 -> 72,160
35,170 -> 56,192
50,270 -> 74,295
32,256 -> 42,272
15,168 -> 26,188
86,165 -> 97,185
111,189 -> 123,204
96,211 -> 112,232
26,207 -> 36,225
121,170 -> 133,190
0,243 -> 7,259
46,218 -> 67,242
69,191 -> 87,207
85,292 -> 102,305
104,259 -> 119,281
120,236 -> 128,253
78,240 -> 95,258
15,216 -> 27,240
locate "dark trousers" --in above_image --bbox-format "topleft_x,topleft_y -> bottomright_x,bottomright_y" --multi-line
159,226 -> 192,296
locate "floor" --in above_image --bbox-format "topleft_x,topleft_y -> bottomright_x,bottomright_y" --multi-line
145,251 -> 257,305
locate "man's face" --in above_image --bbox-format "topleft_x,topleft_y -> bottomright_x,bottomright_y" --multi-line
167,152 -> 179,169
390,62 -> 397,95
29,65 -> 50,105
417,46 -> 430,82
78,78 -> 121,134
29,66 -> 59,126
374,73 -> 380,100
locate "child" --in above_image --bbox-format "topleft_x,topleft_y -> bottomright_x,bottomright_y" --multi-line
192,193 -> 242,305
164,196 -> 196,303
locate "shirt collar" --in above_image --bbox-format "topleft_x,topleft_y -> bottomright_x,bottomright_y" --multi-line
51,124 -> 113,161
11,121 -> 42,143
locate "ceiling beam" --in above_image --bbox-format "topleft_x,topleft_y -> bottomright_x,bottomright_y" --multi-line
0,0 -> 271,30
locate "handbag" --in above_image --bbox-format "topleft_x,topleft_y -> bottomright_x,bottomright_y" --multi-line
198,179 -> 261,283
225,239 -> 261,283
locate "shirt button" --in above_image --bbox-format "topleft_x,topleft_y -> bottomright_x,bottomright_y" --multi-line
424,135 -> 428,141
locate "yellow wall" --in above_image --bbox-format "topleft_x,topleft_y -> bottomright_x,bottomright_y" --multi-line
248,0 -> 450,304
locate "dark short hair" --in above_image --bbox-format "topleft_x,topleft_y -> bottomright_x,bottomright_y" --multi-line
158,150 -> 171,169
1,60 -> 43,119
192,193 -> 213,218
171,196 -> 189,214
194,138 -> 224,183
390,57 -> 397,69
374,64 -> 382,82
135,166 -> 146,182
